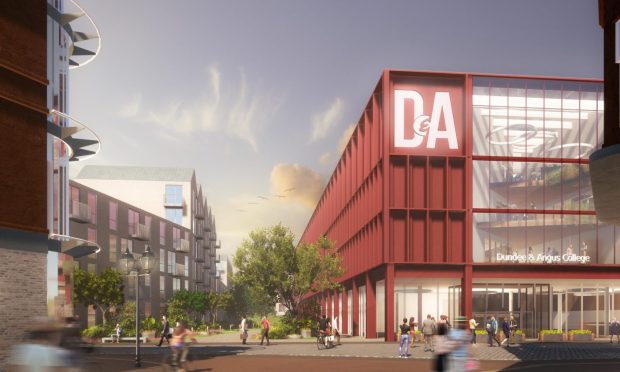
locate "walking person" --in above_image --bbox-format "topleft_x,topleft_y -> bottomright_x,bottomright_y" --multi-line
448,317 -> 471,372
332,315 -> 341,345
157,315 -> 170,347
398,318 -> 411,358
422,314 -> 436,352
469,316 -> 478,345
509,315 -> 518,345
501,317 -> 510,347
240,315 -> 248,345
113,323 -> 122,343
433,323 -> 455,371
260,316 -> 270,346
610,318 -> 620,343
486,316 -> 501,347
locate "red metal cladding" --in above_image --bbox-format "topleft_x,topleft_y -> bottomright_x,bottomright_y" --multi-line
300,70 -> 610,342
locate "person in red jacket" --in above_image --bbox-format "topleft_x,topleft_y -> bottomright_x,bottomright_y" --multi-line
260,316 -> 271,346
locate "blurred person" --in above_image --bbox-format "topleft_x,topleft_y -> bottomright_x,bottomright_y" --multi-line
433,323 -> 456,371
260,316 -> 270,346
468,316 -> 478,344
501,317 -> 510,347
157,315 -> 170,347
113,323 -> 122,343
509,315 -> 519,345
610,318 -> 620,343
448,317 -> 472,372
9,321 -> 73,371
398,318 -> 411,358
332,315 -> 341,344
486,316 -> 501,347
239,315 -> 248,345
170,320 -> 197,368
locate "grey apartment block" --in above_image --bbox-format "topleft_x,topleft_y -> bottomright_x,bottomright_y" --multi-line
69,179 -> 220,327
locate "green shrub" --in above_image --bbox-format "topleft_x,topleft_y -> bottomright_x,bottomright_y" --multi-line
475,329 -> 488,335
82,324 -> 113,339
141,315 -> 160,333
268,325 -> 288,339
540,329 -> 563,335
515,329 -> 524,335
569,329 -> 592,335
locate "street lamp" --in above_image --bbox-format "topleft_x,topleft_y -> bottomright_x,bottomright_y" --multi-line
119,245 -> 158,368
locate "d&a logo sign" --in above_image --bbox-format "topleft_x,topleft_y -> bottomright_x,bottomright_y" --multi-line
394,90 -> 459,150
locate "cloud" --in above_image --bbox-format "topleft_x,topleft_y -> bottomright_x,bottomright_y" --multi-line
319,152 -> 331,164
118,65 -> 281,151
270,163 -> 325,209
310,97 -> 344,142
337,124 -> 356,154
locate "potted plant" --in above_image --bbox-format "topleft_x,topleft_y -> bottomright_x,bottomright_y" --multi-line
568,329 -> 594,341
475,329 -> 489,344
512,329 -> 525,343
539,329 -> 565,342
141,315 -> 159,342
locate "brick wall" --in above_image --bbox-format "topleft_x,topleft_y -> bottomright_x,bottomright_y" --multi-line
0,248 -> 47,368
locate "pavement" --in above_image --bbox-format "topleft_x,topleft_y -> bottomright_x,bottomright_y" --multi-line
92,330 -> 620,362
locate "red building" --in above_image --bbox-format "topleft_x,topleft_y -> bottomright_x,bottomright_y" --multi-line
299,70 -> 619,341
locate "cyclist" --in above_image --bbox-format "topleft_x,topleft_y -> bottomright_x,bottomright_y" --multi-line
170,320 -> 197,369
318,315 -> 332,347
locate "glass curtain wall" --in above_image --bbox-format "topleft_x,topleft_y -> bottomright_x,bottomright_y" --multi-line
472,77 -> 607,264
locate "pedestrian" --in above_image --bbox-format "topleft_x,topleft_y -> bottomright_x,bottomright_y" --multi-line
332,315 -> 341,344
448,316 -> 471,372
240,315 -> 248,345
486,316 -> 501,347
422,314 -> 436,352
408,317 -> 417,346
468,316 -> 478,344
113,323 -> 122,343
157,315 -> 170,347
433,323 -> 455,371
501,317 -> 510,347
610,318 -> 620,343
398,318 -> 411,358
509,315 -> 518,345
260,315 -> 270,346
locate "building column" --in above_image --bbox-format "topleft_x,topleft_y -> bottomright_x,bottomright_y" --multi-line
385,264 -> 395,341
462,264 -> 473,318
334,289 -> 340,324
352,279 -> 359,336
342,285 -> 349,335
365,272 -> 376,338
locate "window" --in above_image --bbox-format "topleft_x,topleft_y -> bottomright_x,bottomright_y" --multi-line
87,192 -> 97,223
109,235 -> 117,263
145,275 -> 151,289
109,201 -> 117,230
184,279 -> 188,290
128,209 -> 139,235
165,185 -> 183,206
87,263 -> 96,274
160,277 -> 165,301
184,256 -> 189,277
173,278 -> 181,292
121,238 -> 132,254
160,248 -> 165,272
87,228 -> 97,243
166,208 -> 182,225
160,221 -> 166,245
168,251 -> 175,273
172,227 -> 180,249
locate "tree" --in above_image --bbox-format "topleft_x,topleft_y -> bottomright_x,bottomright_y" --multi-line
73,267 -> 124,324
166,289 -> 211,325
233,224 -> 344,317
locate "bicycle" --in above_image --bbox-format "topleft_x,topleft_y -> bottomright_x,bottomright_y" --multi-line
316,330 -> 334,350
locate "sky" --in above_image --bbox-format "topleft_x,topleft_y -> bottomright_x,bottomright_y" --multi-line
68,0 -> 603,261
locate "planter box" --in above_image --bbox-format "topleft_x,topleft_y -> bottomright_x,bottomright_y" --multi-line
568,333 -> 594,342
539,333 -> 565,342
512,333 -> 525,344
300,328 -> 311,338
142,330 -> 155,342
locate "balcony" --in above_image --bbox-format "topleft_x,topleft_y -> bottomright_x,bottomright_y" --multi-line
194,209 -> 205,220
215,254 -> 220,263
69,200 -> 91,223
130,223 -> 150,241
203,225 -> 211,232
204,261 -> 211,269
209,251 -> 216,258
195,276 -> 204,284
48,110 -> 101,162
196,234 -> 204,241
194,252 -> 204,263
215,241 -> 221,249
174,238 -> 190,253
173,263 -> 185,277
209,235 -> 217,242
